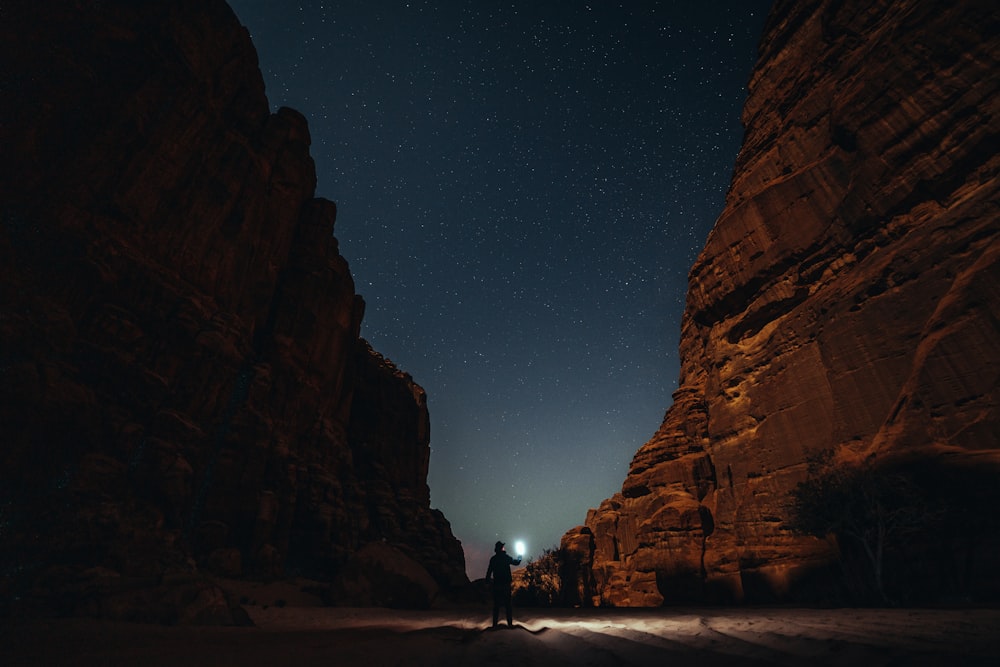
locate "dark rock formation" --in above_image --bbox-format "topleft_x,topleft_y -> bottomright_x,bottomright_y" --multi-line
0,0 -> 465,619
331,542 -> 441,609
562,0 -> 1000,605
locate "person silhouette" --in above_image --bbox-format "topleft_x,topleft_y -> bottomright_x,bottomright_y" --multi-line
485,540 -> 522,628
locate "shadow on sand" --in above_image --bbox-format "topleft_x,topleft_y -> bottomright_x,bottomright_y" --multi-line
4,607 -> 1000,667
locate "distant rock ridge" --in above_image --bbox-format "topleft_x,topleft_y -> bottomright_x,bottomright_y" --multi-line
560,0 -> 1000,605
1,0 -> 464,618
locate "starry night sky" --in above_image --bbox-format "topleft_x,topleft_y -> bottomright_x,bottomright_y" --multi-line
227,0 -> 771,577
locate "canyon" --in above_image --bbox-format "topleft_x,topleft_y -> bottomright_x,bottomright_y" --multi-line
3,0 -> 998,621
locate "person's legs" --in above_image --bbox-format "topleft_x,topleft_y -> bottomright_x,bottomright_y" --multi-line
503,585 -> 513,626
492,586 -> 501,627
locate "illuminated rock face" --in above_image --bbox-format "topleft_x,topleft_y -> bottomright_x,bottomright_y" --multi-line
563,0 -> 1000,605
1,0 -> 464,613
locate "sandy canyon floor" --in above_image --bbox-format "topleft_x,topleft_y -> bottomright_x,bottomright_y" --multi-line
4,603 -> 1000,666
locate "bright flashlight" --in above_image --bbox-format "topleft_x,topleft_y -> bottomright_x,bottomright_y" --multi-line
514,540 -> 526,557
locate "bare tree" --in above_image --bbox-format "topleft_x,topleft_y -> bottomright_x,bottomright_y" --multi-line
788,451 -> 931,604
513,546 -> 571,607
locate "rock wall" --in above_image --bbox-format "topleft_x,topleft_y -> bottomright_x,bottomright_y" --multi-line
0,0 -> 465,616
562,0 -> 1000,605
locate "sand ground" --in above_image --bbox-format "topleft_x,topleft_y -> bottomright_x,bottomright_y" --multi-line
4,603 -> 1000,666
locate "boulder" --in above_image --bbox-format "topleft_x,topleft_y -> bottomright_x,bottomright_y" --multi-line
332,542 -> 441,609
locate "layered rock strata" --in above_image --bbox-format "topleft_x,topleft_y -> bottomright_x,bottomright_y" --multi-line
562,0 -> 1000,605
1,0 -> 465,617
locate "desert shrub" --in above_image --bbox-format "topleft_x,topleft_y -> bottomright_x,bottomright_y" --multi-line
788,451 -> 933,605
512,546 -> 571,607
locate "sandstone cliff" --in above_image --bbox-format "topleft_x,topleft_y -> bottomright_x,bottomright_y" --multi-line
1,0 -> 465,618
562,0 -> 1000,605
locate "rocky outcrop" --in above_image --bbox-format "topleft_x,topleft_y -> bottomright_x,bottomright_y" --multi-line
563,0 -> 1000,605
0,0 -> 465,618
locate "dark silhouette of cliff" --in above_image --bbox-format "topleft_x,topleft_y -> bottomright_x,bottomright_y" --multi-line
1,0 -> 465,620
